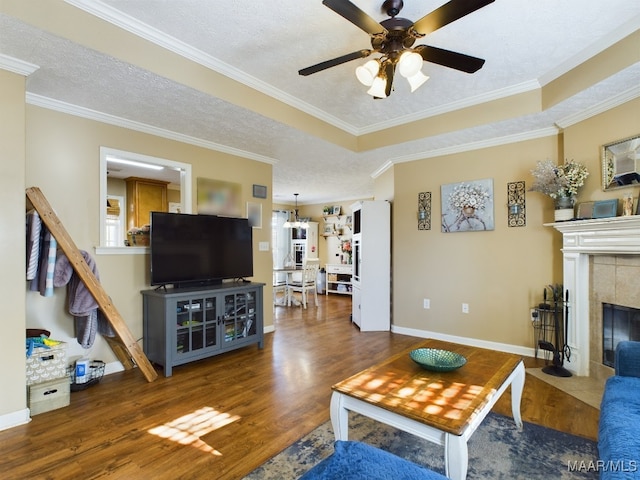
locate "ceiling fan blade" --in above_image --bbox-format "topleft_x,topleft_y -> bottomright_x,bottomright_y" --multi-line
298,49 -> 372,76
412,0 -> 495,35
322,0 -> 387,35
414,45 -> 485,73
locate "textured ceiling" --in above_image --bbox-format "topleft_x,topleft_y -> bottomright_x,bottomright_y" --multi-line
1,0 -> 639,204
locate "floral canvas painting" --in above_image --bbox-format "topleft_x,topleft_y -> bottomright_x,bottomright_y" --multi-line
441,179 -> 494,232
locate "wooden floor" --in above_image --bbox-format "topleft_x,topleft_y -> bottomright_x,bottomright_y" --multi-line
1,295 -> 599,480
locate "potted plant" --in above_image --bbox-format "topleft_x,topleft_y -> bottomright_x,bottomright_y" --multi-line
530,159 -> 589,221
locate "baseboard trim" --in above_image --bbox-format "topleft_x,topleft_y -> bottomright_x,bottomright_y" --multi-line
104,361 -> 125,376
0,408 -> 31,432
390,325 -> 536,358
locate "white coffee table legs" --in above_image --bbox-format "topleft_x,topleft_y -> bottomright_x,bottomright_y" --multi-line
445,433 -> 468,480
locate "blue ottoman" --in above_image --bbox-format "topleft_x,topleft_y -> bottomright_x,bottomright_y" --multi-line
299,441 -> 447,480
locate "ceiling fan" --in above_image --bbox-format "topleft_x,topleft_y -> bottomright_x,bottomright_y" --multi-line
299,0 -> 495,98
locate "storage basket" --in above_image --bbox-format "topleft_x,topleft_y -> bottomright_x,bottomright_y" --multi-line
28,376 -> 70,415
67,360 -> 105,391
26,341 -> 67,386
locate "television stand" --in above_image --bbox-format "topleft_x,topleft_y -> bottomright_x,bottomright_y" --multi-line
141,282 -> 264,377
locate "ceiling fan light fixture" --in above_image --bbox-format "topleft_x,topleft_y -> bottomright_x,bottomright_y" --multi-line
406,70 -> 429,92
355,59 -> 380,86
398,51 -> 423,78
367,75 -> 387,98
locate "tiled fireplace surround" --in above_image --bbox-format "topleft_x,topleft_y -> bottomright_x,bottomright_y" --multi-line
550,216 -> 640,381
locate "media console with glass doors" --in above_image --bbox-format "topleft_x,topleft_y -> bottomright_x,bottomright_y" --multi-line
142,282 -> 264,377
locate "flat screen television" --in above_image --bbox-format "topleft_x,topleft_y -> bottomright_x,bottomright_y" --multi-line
150,211 -> 253,287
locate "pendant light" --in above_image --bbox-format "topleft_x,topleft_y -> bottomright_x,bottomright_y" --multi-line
283,193 -> 309,229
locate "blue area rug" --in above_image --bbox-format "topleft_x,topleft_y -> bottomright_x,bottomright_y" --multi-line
244,412 -> 598,479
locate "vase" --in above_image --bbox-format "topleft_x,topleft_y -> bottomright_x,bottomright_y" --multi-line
554,195 -> 575,222
462,206 -> 475,217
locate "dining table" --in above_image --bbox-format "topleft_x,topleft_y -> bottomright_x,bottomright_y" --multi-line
273,265 -> 302,306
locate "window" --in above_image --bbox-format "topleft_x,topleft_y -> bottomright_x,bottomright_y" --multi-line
105,195 -> 124,247
98,147 -> 192,253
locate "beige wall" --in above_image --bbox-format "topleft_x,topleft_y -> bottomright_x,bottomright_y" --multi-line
0,69 -> 28,424
374,166 -> 394,202
22,105 -> 273,396
390,98 -> 640,349
392,135 -> 562,347
563,97 -> 640,207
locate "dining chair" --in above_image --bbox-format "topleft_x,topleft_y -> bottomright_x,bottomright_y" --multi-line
273,271 -> 288,306
287,258 -> 320,308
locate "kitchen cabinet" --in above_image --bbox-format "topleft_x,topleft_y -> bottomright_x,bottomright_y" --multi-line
125,177 -> 168,230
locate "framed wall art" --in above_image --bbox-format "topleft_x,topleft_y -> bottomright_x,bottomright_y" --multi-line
441,178 -> 494,232
197,178 -> 242,216
252,184 -> 267,199
247,202 -> 262,228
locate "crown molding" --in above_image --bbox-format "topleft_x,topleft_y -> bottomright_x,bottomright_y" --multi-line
26,93 -> 278,165
538,14 -> 640,87
390,127 -> 559,164
555,85 -> 640,129
0,54 -> 39,76
371,160 -> 394,179
358,80 -> 541,135
63,0 -> 359,135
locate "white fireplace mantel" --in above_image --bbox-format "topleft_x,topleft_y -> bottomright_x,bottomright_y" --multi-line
546,216 -> 640,376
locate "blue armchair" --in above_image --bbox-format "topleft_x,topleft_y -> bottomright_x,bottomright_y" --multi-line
299,441 -> 447,480
598,341 -> 640,479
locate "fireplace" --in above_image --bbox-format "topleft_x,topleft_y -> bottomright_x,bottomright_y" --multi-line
602,303 -> 640,367
550,216 -> 640,376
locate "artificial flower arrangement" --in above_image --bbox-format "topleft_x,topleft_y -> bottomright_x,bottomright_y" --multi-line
127,224 -> 150,246
530,159 -> 589,199
341,239 -> 352,263
448,182 -> 490,212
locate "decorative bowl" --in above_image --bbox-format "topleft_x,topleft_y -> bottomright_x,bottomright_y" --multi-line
409,348 -> 467,372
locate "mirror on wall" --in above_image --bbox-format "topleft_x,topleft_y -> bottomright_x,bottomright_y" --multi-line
602,134 -> 640,191
99,147 -> 192,251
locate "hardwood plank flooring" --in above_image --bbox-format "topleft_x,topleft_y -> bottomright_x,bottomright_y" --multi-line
1,295 -> 599,479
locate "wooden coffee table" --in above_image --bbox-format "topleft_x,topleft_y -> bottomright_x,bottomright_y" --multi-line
330,338 -> 525,480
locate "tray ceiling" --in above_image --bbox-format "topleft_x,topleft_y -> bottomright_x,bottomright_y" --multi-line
1,0 -> 639,204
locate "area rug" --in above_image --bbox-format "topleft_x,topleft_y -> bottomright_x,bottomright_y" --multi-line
244,412 -> 599,479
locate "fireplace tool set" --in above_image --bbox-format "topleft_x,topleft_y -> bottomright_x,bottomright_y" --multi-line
533,284 -> 572,377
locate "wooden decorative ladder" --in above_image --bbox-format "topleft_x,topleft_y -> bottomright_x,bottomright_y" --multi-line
26,187 -> 158,382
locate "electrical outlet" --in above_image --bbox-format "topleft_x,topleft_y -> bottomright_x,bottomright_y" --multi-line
258,241 -> 270,251
530,308 -> 538,322
423,298 -> 430,309
462,303 -> 469,314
